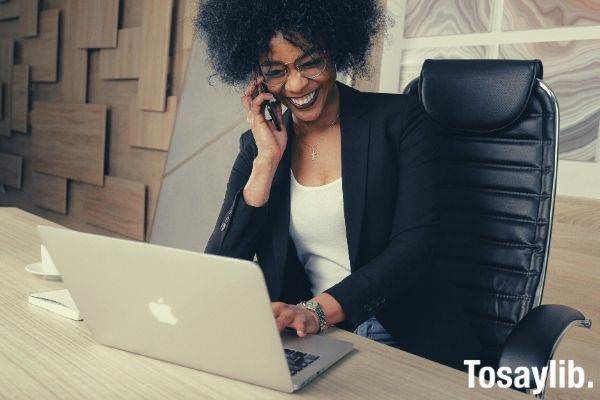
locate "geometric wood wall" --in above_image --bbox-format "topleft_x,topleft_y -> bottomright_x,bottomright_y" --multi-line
83,175 -> 146,240
0,38 -> 15,137
20,8 -> 58,82
0,0 -> 197,241
73,0 -> 119,49
99,27 -> 141,80
30,101 -> 107,186
138,0 -> 174,112
31,171 -> 67,214
10,64 -> 29,133
0,151 -> 22,189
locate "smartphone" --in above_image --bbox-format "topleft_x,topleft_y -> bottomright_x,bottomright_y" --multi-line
253,80 -> 281,131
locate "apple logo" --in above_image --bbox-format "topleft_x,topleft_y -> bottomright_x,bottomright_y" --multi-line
148,297 -> 178,325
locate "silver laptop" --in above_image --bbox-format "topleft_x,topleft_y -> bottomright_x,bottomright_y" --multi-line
37,225 -> 353,393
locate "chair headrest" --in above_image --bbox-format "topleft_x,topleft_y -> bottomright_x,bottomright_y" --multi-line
418,59 -> 543,132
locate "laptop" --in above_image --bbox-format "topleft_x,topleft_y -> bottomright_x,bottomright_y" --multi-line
37,225 -> 353,393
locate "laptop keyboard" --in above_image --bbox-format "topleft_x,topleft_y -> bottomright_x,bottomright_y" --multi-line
284,348 -> 320,376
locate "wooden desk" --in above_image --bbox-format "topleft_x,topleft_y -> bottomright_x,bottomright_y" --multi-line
0,207 -> 526,399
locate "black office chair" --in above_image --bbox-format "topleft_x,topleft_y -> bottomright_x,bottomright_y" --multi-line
404,59 -> 591,397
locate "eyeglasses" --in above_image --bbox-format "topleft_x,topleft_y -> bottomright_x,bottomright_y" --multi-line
259,49 -> 327,88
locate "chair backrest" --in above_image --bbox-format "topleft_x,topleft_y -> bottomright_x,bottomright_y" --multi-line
404,59 -> 559,367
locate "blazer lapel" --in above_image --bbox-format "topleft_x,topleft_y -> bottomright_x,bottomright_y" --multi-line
269,81 -> 371,291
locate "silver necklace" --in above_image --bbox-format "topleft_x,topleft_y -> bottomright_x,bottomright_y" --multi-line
299,114 -> 340,161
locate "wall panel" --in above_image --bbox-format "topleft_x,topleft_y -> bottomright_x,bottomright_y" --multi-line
0,38 -> 14,136
137,0 -> 173,111
32,171 -> 67,214
129,96 -> 178,151
10,64 -> 29,133
404,0 -> 492,38
73,0 -> 119,48
83,175 -> 146,240
0,0 -> 19,20
19,0 -> 38,37
99,27 -> 141,80
59,0 -> 88,103
503,0 -> 600,31
33,0 -> 88,103
20,8 -> 58,82
31,101 -> 106,185
0,151 -> 22,188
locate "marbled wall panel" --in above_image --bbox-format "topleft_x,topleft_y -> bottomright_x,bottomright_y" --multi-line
503,0 -> 600,31
404,0 -> 492,38
499,40 -> 600,161
398,46 -> 489,92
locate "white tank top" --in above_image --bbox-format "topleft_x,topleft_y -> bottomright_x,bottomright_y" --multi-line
289,170 -> 352,296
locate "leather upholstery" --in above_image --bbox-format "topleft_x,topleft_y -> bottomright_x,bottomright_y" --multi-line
498,304 -> 589,390
404,59 -> 558,367
418,59 -> 543,132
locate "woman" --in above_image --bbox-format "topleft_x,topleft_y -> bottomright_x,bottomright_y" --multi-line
197,0 -> 481,371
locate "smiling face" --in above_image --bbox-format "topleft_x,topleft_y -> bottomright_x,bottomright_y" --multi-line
258,32 -> 339,127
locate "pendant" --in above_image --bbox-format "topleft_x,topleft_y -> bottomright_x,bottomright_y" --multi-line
310,147 -> 317,160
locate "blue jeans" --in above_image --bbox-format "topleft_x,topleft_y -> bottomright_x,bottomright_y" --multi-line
353,316 -> 402,348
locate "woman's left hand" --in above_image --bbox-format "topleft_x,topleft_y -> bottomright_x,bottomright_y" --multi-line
271,302 -> 319,337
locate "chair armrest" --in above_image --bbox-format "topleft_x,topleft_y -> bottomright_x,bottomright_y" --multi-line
498,304 -> 591,389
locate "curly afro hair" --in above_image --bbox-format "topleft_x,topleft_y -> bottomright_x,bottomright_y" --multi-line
194,0 -> 391,88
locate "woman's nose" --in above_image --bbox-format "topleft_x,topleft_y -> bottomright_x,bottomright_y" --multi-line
284,68 -> 310,95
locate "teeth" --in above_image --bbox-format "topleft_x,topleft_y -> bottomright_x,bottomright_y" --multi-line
290,90 -> 316,106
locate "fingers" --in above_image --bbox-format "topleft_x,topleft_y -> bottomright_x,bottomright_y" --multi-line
291,314 -> 310,337
250,92 -> 274,117
275,308 -> 296,332
272,303 -> 314,336
243,74 -> 263,98
241,75 -> 275,127
271,302 -> 287,316
241,77 -> 257,121
241,75 -> 264,120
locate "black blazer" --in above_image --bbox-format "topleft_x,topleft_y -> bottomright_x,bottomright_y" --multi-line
206,80 -> 481,371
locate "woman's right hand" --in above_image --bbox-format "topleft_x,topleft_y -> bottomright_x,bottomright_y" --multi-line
241,75 -> 287,164
240,74 -> 287,207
